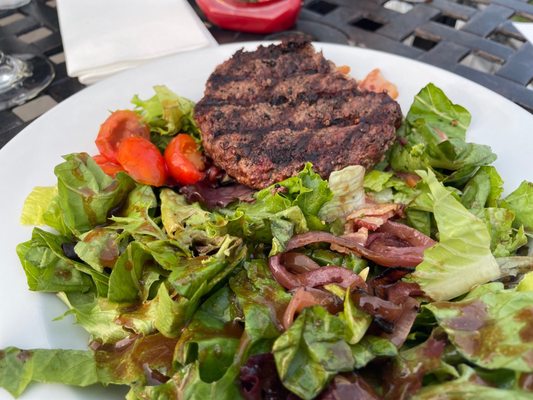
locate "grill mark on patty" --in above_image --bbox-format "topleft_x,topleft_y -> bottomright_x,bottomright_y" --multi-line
199,89 -> 400,139
207,46 -> 332,90
200,73 -> 358,107
219,122 -> 391,171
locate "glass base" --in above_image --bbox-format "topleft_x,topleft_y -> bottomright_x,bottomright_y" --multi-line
0,0 -> 31,10
0,53 -> 54,111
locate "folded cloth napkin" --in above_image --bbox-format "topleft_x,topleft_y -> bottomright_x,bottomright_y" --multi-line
56,0 -> 216,84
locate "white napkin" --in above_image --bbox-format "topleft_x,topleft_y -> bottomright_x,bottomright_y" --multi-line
56,0 -> 216,84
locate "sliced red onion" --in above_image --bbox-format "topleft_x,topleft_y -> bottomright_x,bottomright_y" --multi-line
268,255 -> 366,291
281,252 -> 321,274
284,230 -> 429,267
282,287 -> 343,330
377,221 -> 435,248
382,296 -> 420,347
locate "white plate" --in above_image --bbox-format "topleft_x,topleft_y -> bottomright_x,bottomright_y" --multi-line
0,42 -> 532,399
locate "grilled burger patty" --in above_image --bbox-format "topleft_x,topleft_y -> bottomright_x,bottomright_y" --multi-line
194,41 -> 403,189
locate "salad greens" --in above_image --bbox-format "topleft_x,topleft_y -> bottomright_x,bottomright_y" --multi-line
2,83 -> 533,400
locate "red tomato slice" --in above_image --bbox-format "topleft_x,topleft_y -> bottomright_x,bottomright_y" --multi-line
92,154 -> 125,177
117,137 -> 167,187
95,110 -> 150,163
164,134 -> 205,185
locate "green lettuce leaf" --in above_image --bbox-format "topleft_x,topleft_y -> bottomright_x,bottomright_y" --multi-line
223,164 -> 330,252
58,291 -> 156,344
131,85 -> 200,139
273,306 -> 354,399
74,228 -> 122,272
175,286 -> 242,382
108,241 -> 159,303
517,271 -> 533,292
340,287 -> 372,345
230,260 -> 291,343
408,170 -> 500,300
16,228 -> 95,293
0,347 -> 100,397
350,335 -> 397,369
363,169 -> 419,205
20,186 -> 57,226
143,239 -> 189,270
94,332 -> 178,386
501,181 -> 533,231
461,166 -> 503,210
110,185 -> 165,240
390,84 -> 496,182
128,363 -> 242,400
426,282 -> 533,371
155,236 -> 246,337
412,365 -> 533,399
318,165 -> 365,223
476,208 -> 527,257
383,330 -> 458,399
160,188 -> 227,254
54,153 -> 134,236
405,82 -> 471,140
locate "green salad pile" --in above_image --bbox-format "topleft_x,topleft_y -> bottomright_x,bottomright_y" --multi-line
1,83 -> 532,399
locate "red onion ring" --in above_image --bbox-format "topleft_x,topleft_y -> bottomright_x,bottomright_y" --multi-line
282,287 -> 343,330
285,230 -> 432,267
269,255 -> 366,290
281,252 -> 321,274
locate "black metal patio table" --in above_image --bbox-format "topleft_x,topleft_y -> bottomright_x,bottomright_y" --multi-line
0,0 -> 532,149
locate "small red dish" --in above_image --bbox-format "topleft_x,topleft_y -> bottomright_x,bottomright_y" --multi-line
196,0 -> 302,34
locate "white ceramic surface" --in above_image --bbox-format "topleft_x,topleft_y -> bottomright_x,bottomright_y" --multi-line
1,42 -> 532,399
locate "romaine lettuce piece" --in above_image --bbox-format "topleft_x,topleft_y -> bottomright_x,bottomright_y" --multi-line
160,188 -> 227,254
408,170 -> 500,300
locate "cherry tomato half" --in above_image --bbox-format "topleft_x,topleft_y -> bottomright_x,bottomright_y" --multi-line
95,110 -> 150,163
164,134 -> 205,185
117,136 -> 167,186
92,154 -> 125,177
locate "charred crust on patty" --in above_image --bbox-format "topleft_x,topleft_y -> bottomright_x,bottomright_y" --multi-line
195,41 -> 403,189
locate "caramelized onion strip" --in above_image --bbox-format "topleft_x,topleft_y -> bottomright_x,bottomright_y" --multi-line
282,287 -> 342,330
268,255 -> 366,290
285,230 -> 432,267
